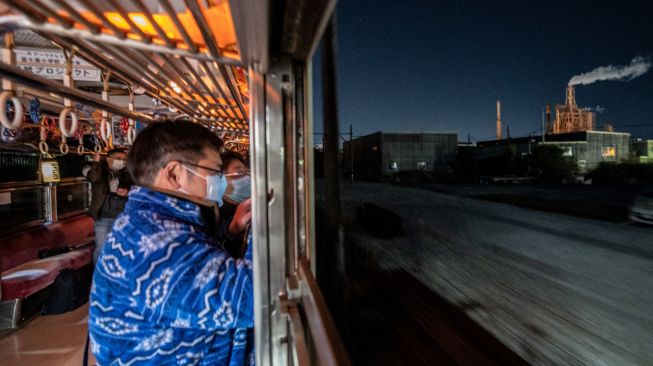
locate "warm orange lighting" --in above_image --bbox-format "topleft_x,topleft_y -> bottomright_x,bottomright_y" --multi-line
170,81 -> 182,94
131,14 -> 148,27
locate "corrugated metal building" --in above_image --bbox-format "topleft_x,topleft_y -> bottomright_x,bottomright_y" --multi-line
343,132 -> 458,179
631,139 -> 653,163
477,131 -> 630,173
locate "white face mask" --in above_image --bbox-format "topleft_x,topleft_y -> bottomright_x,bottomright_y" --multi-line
110,159 -> 126,171
224,175 -> 251,204
180,164 -> 228,207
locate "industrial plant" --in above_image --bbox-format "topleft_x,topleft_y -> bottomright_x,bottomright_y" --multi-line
483,84 -> 633,173
551,85 -> 595,134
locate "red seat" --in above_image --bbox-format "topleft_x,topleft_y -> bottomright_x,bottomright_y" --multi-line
0,215 -> 95,301
1,249 -> 92,300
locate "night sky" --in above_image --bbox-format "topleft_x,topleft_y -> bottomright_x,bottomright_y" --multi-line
313,0 -> 653,142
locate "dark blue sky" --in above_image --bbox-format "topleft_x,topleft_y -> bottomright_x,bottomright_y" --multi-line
314,0 -> 653,141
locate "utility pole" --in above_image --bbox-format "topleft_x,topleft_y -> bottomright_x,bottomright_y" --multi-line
349,124 -> 353,183
541,108 -> 546,144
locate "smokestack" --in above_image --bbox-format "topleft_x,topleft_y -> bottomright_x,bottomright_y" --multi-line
496,100 -> 502,140
566,85 -> 576,107
546,104 -> 551,132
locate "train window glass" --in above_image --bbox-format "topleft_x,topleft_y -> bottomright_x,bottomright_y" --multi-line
0,151 -> 39,183
55,154 -> 87,179
0,187 -> 44,233
56,183 -> 89,216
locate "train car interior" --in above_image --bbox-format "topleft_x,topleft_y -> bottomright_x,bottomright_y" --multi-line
0,0 -> 350,365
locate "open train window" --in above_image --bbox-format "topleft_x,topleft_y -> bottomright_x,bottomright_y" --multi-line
56,182 -> 89,218
0,186 -> 44,233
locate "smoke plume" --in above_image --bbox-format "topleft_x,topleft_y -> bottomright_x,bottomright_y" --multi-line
568,56 -> 651,86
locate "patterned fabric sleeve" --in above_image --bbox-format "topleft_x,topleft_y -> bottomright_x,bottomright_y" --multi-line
133,232 -> 254,332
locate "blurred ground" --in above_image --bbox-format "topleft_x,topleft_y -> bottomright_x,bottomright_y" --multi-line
403,182 -> 646,222
330,182 -> 653,366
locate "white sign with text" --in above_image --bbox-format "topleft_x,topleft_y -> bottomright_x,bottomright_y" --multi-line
15,48 -> 101,82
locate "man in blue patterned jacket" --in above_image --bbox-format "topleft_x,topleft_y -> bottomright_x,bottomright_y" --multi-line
89,119 -> 254,365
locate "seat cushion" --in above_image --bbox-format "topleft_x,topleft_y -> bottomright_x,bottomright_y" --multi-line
0,215 -> 95,272
1,246 -> 93,300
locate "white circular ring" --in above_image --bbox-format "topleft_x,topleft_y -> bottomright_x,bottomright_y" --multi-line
127,123 -> 136,145
38,141 -> 48,154
77,143 -> 84,155
100,118 -> 111,143
59,142 -> 69,155
0,91 -> 23,129
58,107 -> 79,137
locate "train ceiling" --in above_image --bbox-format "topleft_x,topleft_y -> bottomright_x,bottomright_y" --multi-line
0,0 -> 250,132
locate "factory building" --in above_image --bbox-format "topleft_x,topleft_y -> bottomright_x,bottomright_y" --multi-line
343,132 -> 458,179
478,130 -> 630,173
631,139 -> 653,163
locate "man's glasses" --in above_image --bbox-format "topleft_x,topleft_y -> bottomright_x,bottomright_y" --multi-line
225,170 -> 250,178
178,161 -> 224,178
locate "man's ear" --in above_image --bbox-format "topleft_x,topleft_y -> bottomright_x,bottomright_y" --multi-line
161,161 -> 183,189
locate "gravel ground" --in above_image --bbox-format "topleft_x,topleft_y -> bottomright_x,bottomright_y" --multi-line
337,182 -> 653,366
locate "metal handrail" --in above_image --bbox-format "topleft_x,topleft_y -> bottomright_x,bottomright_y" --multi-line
0,61 -> 154,123
1,1 -> 251,125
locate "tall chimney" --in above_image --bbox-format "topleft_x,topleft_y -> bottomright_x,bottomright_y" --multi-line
566,85 -> 576,107
496,100 -> 502,140
546,103 -> 551,132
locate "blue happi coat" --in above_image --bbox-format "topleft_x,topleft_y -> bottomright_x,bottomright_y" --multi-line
89,186 -> 254,366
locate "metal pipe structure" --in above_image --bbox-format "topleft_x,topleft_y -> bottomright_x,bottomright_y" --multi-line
165,57 -> 214,113
179,0 -> 248,121
141,55 -> 244,122
133,0 -> 174,48
183,0 -> 220,58
217,63 -> 248,122
49,0 -> 100,34
0,3 -> 240,64
0,2 -> 248,129
39,33 -> 157,94
199,60 -> 237,119
0,61 -> 154,122
76,0 -> 127,38
95,43 -> 198,117
105,0 -> 152,43
13,0 -> 72,28
158,0 -> 198,53
2,0 -> 47,24
179,56 -> 229,117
